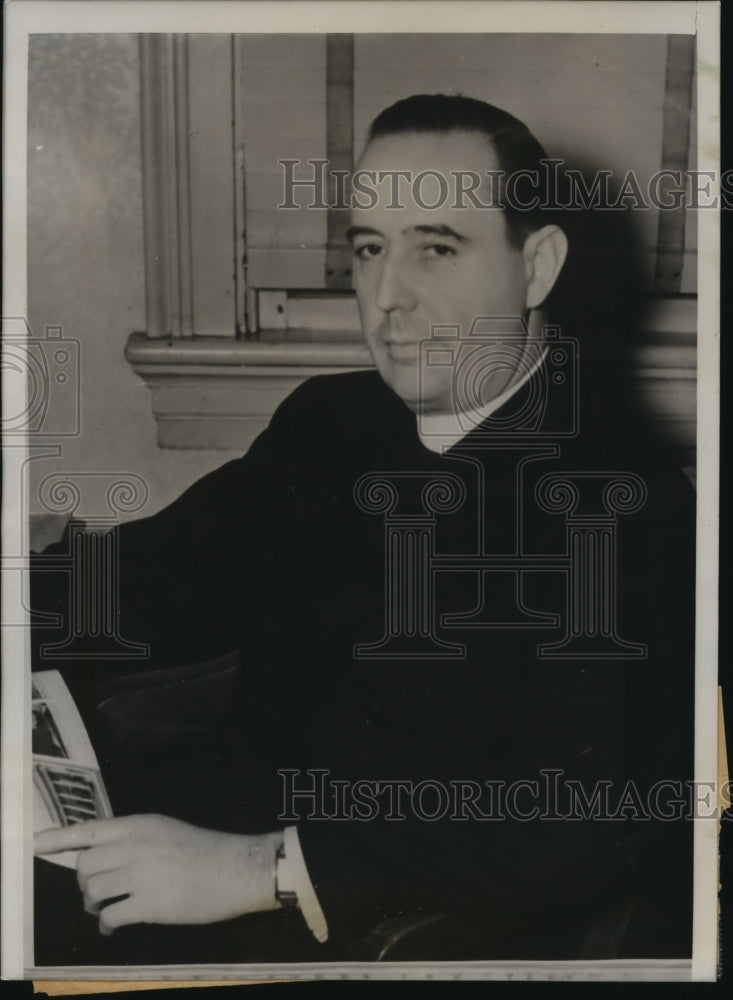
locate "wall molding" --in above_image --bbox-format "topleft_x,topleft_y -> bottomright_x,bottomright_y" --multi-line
139,34 -> 239,339
126,294 -> 696,459
139,35 -> 194,338
125,331 -> 372,450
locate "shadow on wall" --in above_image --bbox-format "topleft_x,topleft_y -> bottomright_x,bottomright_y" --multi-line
547,161 -> 690,465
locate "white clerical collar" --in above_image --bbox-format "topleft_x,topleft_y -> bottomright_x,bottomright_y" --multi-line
417,346 -> 548,454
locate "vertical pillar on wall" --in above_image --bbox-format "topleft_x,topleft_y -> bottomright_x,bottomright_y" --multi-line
654,34 -> 695,295
139,35 -> 194,338
186,36 -> 237,336
139,34 -> 237,339
232,35 -> 250,336
325,34 -> 354,291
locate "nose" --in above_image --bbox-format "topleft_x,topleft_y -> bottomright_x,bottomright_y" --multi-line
375,260 -> 417,313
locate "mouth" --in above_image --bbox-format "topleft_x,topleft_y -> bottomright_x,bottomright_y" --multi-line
383,338 -> 421,360
382,326 -> 422,346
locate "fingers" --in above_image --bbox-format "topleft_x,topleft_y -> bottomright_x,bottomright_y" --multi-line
98,896 -> 140,936
77,843 -> 128,893
35,817 -> 132,855
82,870 -> 131,917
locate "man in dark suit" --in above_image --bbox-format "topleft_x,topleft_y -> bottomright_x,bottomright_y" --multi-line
33,95 -> 695,961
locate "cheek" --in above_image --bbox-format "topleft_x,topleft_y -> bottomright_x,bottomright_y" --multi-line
458,250 -> 525,305
416,259 -> 485,307
354,273 -> 379,324
414,280 -> 478,330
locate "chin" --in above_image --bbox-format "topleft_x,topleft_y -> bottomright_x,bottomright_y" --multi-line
375,358 -> 449,414
377,365 -> 415,403
389,380 -> 447,415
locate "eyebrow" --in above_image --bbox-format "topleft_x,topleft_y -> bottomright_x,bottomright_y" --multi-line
345,224 -> 469,244
412,224 -> 469,242
345,225 -> 382,244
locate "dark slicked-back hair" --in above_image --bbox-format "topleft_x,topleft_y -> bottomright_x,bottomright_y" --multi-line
368,93 -> 552,250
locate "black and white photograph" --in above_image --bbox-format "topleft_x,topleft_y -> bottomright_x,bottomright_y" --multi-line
1,0 -> 721,984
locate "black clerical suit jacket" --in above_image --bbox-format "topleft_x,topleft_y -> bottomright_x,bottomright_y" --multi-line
32,367 -> 696,955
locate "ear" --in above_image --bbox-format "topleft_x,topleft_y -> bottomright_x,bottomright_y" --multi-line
522,225 -> 568,310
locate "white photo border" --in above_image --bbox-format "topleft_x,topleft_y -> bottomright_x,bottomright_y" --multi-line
2,0 -> 720,983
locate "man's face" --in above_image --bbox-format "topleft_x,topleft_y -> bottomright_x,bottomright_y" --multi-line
350,130 -> 530,416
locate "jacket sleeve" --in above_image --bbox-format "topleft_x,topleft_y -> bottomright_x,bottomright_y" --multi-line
29,381 -> 313,674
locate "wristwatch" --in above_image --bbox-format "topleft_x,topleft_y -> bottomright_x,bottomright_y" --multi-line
274,837 -> 299,909
274,826 -> 329,942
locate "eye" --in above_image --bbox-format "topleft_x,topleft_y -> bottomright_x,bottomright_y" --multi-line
423,243 -> 457,258
353,243 -> 384,260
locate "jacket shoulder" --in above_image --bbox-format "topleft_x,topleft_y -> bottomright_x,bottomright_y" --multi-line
271,369 -> 403,436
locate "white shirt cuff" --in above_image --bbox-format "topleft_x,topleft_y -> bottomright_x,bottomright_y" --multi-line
279,825 -> 329,942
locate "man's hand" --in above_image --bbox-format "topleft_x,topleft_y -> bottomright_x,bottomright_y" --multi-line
35,815 -> 284,935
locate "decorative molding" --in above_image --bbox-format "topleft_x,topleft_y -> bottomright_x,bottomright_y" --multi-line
325,34 -> 355,291
125,332 -> 372,451
232,35 -> 250,335
655,35 -> 695,295
185,35 -> 237,336
139,35 -> 193,338
126,291 -> 696,460
139,34 -> 237,339
125,330 -> 371,369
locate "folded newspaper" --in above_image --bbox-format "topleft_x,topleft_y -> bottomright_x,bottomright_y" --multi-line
32,670 -> 113,869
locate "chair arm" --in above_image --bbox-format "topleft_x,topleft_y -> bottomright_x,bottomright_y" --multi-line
355,893 -> 637,961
